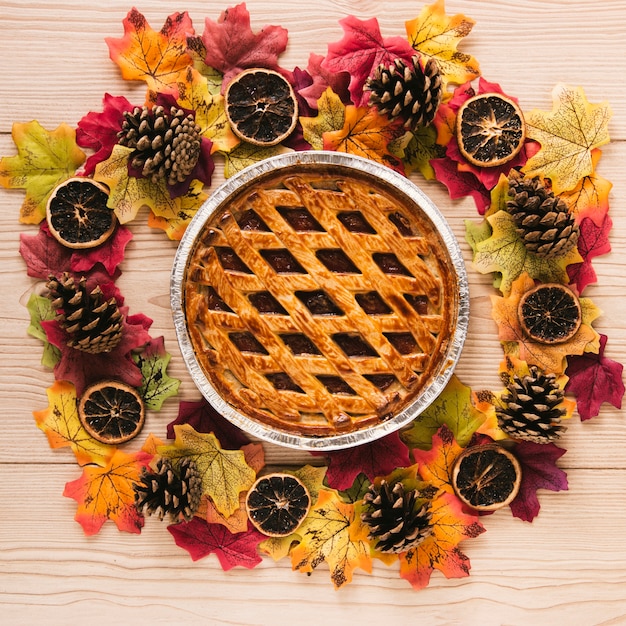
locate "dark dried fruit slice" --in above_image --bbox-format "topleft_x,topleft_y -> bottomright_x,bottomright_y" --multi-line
225,68 -> 298,146
245,473 -> 311,536
452,443 -> 522,511
456,93 -> 525,167
78,380 -> 145,445
46,177 -> 116,249
518,283 -> 582,344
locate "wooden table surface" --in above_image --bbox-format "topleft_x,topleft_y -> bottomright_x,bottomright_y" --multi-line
1,1 -> 625,624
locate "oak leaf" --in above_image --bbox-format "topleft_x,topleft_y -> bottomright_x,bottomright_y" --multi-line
412,425 -> 462,494
132,336 -> 180,410
106,9 -> 194,92
405,0 -> 480,90
300,88 -> 346,150
290,488 -> 372,589
63,449 -> 152,535
0,121 -> 85,224
26,293 -> 61,368
522,84 -> 612,193
159,424 -> 256,518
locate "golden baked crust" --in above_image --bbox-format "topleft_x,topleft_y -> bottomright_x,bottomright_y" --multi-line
183,168 -> 458,437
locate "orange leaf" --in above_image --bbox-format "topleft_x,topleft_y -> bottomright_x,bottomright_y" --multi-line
106,8 -> 194,92
413,425 -> 463,494
203,493 -> 249,533
33,380 -> 112,466
399,492 -> 485,590
63,449 -> 152,535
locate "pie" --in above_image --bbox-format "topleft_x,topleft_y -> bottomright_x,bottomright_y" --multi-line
182,160 -> 462,440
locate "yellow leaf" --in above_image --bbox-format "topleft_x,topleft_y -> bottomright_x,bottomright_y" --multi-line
300,87 -> 346,150
522,84 -> 612,193
222,143 -> 292,178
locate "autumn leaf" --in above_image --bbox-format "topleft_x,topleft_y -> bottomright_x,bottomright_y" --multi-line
399,492 -> 484,590
491,272 -> 600,374
106,9 -> 194,92
290,488 -> 372,589
431,156 -> 491,214
472,210 -> 583,296
159,424 -> 256,518
522,84 -> 612,193
391,125 -> 443,179
169,516 -> 265,569
402,375 -> 486,451
72,225 -> 133,278
565,334 -> 625,421
203,493 -> 249,534
300,88 -> 346,150
63,449 -> 152,535
297,53 -> 351,110
321,15 -> 415,107
0,121 -> 85,224
412,425 -> 463,494
222,142 -> 292,178
132,336 -> 180,410
406,0 -> 480,90
26,293 -> 61,369
201,3 -> 288,89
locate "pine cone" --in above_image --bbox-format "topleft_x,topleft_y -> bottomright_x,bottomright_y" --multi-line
366,55 -> 442,129
361,480 -> 433,553
134,457 -> 202,522
507,170 -> 579,258
496,365 -> 567,443
118,105 -> 202,186
46,272 -> 122,354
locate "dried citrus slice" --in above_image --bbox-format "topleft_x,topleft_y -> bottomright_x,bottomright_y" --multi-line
518,283 -> 582,344
452,443 -> 522,511
245,473 -> 311,536
225,68 -> 298,146
78,380 -> 145,445
456,93 -> 525,167
46,177 -> 116,249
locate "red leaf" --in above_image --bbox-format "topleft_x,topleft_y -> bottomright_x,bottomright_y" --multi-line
431,156 -> 491,214
565,334 -> 624,421
70,225 -> 133,277
567,214 -> 613,294
297,53 -> 351,110
316,432 -> 411,490
20,225 -> 71,279
168,517 -> 264,569
322,15 -> 415,107
509,441 -> 568,522
76,93 -> 136,175
201,3 -> 288,90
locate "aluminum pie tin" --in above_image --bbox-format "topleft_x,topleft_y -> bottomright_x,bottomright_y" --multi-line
171,151 -> 469,451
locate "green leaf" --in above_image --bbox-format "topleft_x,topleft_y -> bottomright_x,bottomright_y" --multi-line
26,293 -> 61,368
391,125 -> 443,179
338,472 -> 371,503
133,337 -> 180,410
300,87 -> 346,150
222,143 -> 292,178
464,218 -> 492,256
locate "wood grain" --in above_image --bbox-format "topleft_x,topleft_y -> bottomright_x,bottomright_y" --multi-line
0,1 -> 625,623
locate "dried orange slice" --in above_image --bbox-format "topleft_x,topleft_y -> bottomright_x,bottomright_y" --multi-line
46,177 -> 116,249
78,380 -> 145,445
456,93 -> 525,167
518,283 -> 582,344
452,443 -> 522,511
225,68 -> 298,146
245,473 -> 311,536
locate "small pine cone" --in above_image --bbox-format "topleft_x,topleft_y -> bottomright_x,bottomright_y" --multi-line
496,365 -> 567,443
361,480 -> 433,554
507,170 -> 579,259
46,272 -> 122,354
134,457 -> 202,522
366,55 -> 442,130
118,105 -> 202,186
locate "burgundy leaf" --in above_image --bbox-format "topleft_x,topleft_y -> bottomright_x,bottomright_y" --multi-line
431,156 -> 491,214
20,226 -> 72,279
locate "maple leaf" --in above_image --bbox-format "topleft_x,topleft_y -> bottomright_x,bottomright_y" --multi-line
290,488 -> 372,589
159,424 -> 256,517
406,0 -> 480,90
565,334 -> 625,421
399,492 -> 485,590
491,272 -> 600,374
26,293 -> 61,368
76,93 -> 136,175
412,425 -> 463,494
317,432 -> 411,491
472,210 -> 583,296
201,3 -> 288,89
166,398 -> 250,449
391,125 -> 443,179
509,441 -> 568,522
185,35 -> 224,93
297,53 -> 351,110
566,214 -> 612,294
106,9 -> 194,92
19,226 -> 70,279
431,156 -> 491,214
402,375 -> 486,451
522,84 -> 612,193
222,142 -> 292,178
323,105 -> 404,172
0,121 -> 85,224
132,336 -> 180,410
321,15 -> 415,107
169,516 -> 265,569
72,225 -> 133,277
63,449 -> 152,535
33,380 -> 113,466
203,493 -> 249,534
300,88 -> 346,150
